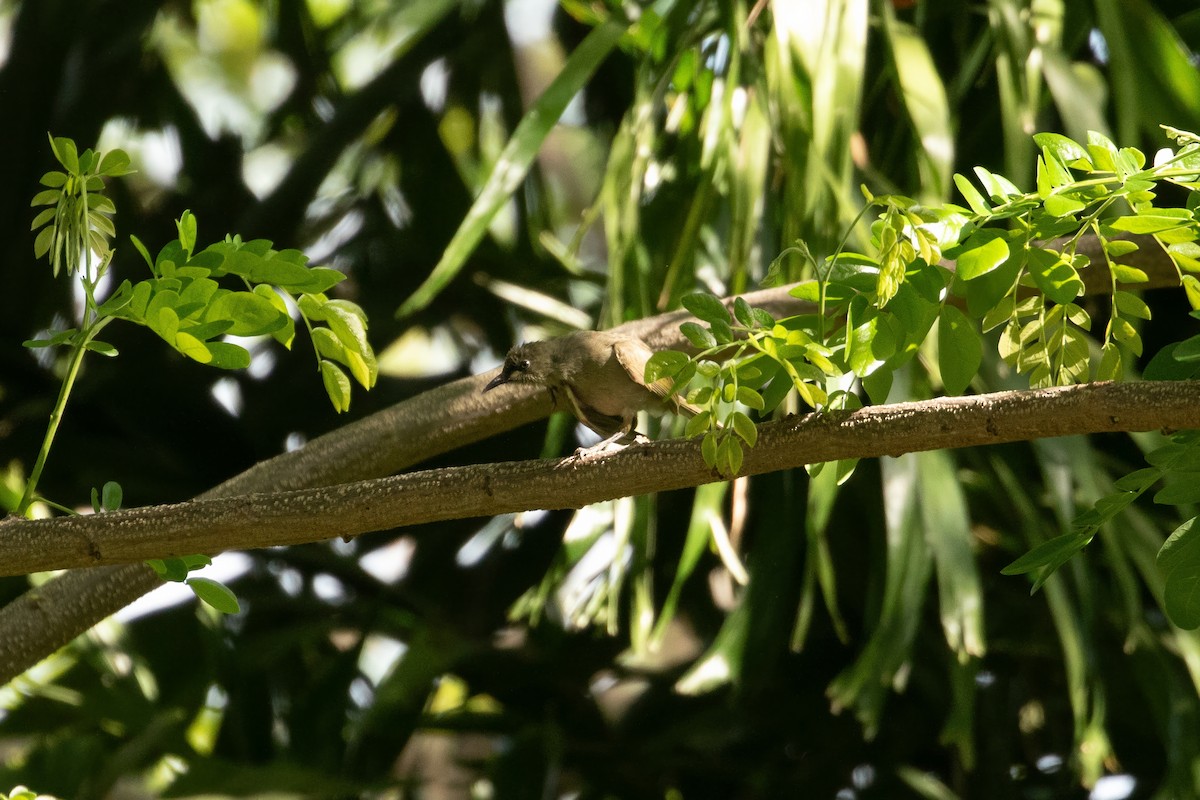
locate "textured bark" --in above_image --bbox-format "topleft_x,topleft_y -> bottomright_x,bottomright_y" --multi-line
4,381 -> 1198,576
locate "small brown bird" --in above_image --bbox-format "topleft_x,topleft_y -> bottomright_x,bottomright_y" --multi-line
483,330 -> 699,451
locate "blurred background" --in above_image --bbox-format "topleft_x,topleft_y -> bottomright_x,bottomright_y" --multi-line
2,0 -> 1200,797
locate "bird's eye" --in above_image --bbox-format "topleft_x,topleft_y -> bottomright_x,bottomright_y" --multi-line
519,359 -> 530,371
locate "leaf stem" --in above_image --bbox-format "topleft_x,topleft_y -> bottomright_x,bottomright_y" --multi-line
16,317 -> 111,517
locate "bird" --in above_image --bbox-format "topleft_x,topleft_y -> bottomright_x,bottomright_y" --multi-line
483,330 -> 700,453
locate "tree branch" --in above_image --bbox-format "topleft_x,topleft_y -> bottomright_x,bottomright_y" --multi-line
0,236 -> 1183,682
3,381 -> 1198,576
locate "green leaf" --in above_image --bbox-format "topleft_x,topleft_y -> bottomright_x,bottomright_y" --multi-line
129,234 -> 154,271
1113,467 -> 1159,492
148,557 -> 190,582
1043,194 -> 1086,218
84,340 -> 118,357
33,226 -> 54,260
23,327 -> 78,349
1038,149 -> 1073,191
645,350 -> 689,382
1111,263 -> 1149,284
717,435 -> 743,477
1095,341 -> 1121,380
1169,242 -> 1200,273
248,258 -> 314,289
1184,275 -> 1200,310
298,267 -> 346,294
751,308 -> 775,329
1002,532 -> 1092,592
50,135 -> 79,173
1026,248 -> 1083,305
322,301 -> 376,388
98,148 -> 132,176
1111,317 -> 1143,356
681,293 -> 730,326
101,481 -> 123,512
710,319 -> 734,344
205,342 -> 252,369
1159,517 -> 1200,575
1103,239 -> 1140,258
321,359 -> 352,412
297,292 -> 327,321
953,173 -> 990,215
150,302 -> 180,341
30,208 -> 55,230
1159,518 -> 1200,629
685,409 -> 712,438
39,170 -> 68,188
680,322 -> 717,348
187,577 -> 242,614
208,291 -> 287,336
1108,209 -> 1194,235
1164,567 -> 1200,630
789,280 -> 821,303
174,331 -> 212,364
1114,290 -> 1151,320
311,326 -> 346,362
1086,130 -> 1119,172
952,230 -> 1009,280
1175,334 -> 1200,362
700,431 -> 718,467
396,19 -> 626,318
937,305 -> 981,395
735,386 -> 765,410
181,319 -> 235,341
973,165 -> 1021,200
176,210 -> 197,257
732,297 -> 754,327
1154,481 -> 1200,505
30,188 -> 61,206
1033,132 -> 1091,168
730,411 -> 757,447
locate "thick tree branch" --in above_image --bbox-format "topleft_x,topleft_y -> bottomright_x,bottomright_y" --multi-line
3,381 -> 1198,576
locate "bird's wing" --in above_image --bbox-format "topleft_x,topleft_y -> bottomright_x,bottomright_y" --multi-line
613,338 -> 701,416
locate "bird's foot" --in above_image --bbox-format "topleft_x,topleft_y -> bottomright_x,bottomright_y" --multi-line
564,431 -> 647,463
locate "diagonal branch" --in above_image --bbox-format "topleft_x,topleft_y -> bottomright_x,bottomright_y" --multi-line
3,380 -> 1198,576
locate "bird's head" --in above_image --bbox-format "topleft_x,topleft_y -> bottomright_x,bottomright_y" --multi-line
483,341 -> 554,392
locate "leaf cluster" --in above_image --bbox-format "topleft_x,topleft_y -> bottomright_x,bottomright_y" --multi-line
1004,430 -> 1200,627
29,209 -> 377,413
655,127 -> 1200,436
650,128 -> 1200,625
30,134 -> 132,278
647,293 -> 832,476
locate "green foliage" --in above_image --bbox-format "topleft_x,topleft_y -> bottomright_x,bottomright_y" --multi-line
19,136 -> 374,609
28,136 -> 377,417
1003,430 -> 1200,624
396,18 -> 627,318
11,2 -> 1200,797
648,291 -> 833,477
94,211 -> 376,400
655,127 -> 1200,623
31,134 -> 132,279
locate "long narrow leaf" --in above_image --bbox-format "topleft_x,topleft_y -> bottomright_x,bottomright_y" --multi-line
397,19 -> 627,318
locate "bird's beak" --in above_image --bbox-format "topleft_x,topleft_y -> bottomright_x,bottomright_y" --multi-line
483,371 -> 508,393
